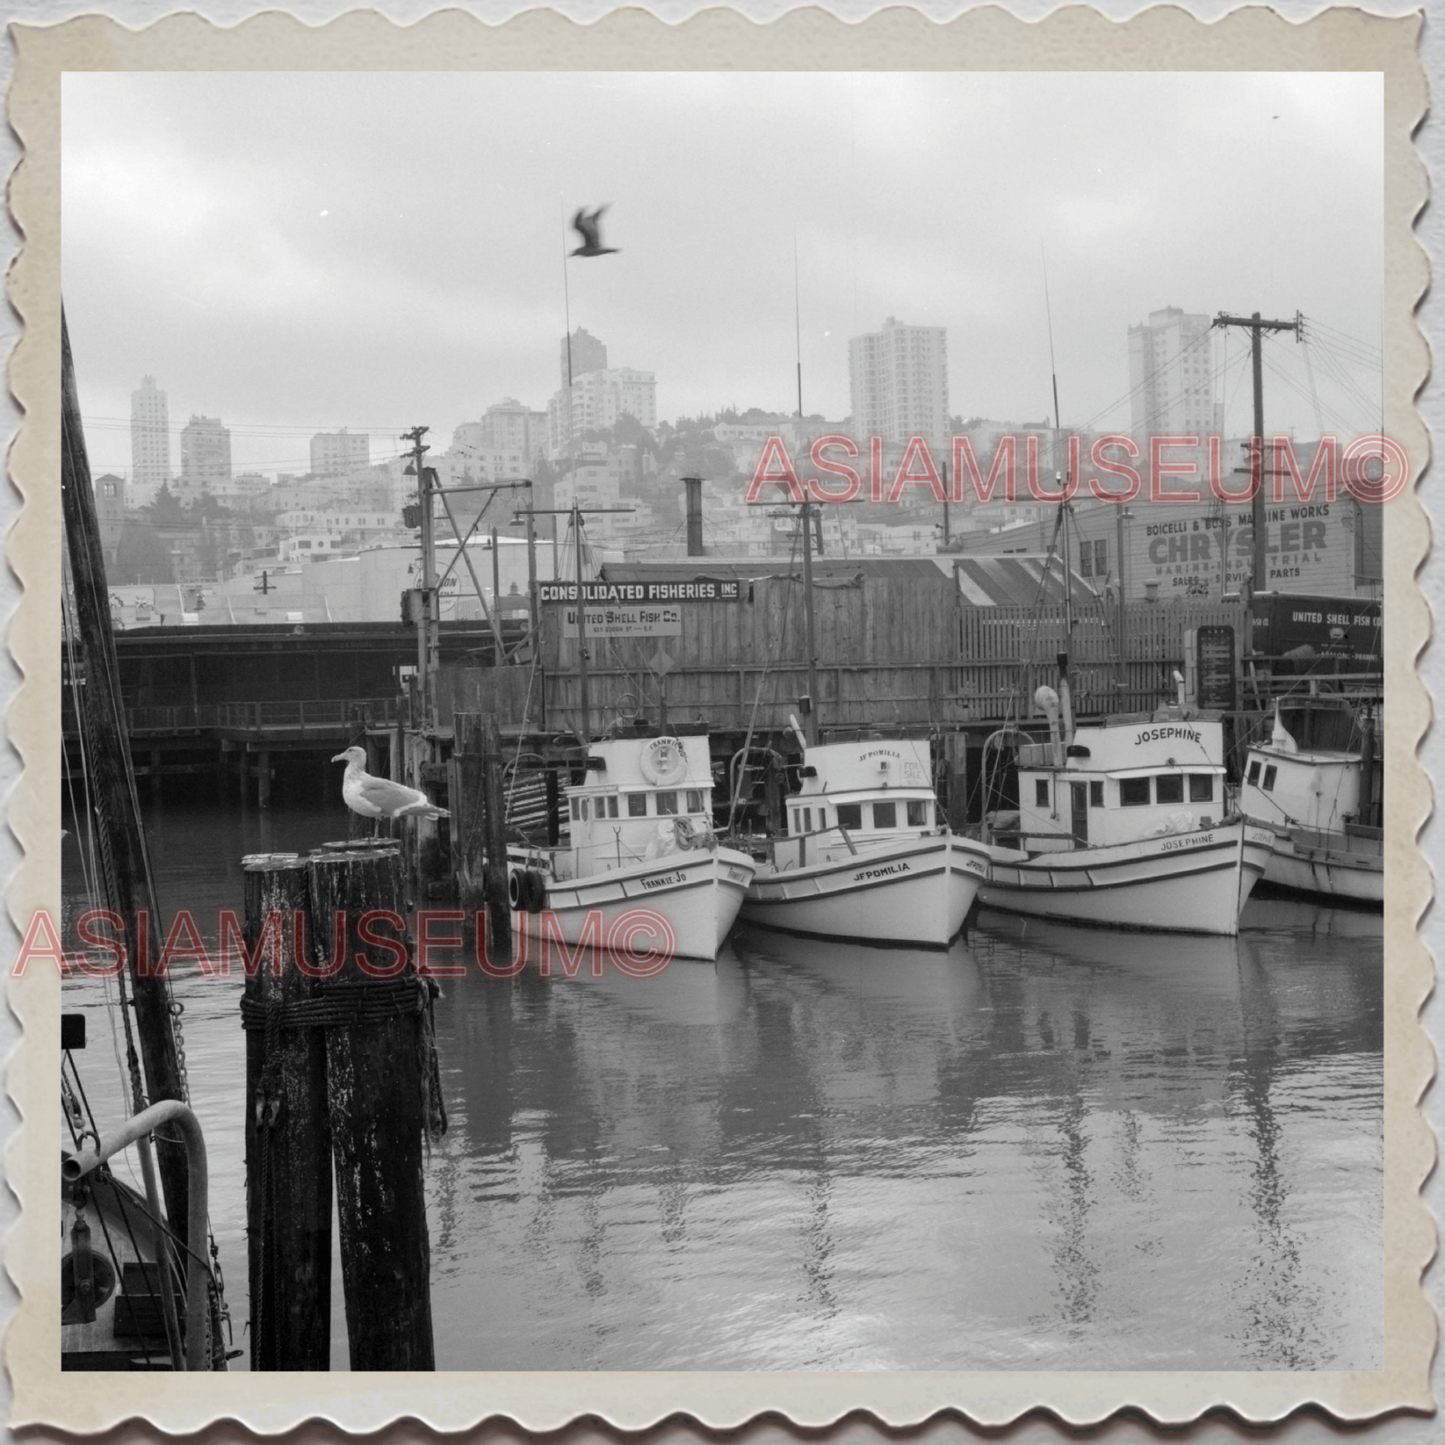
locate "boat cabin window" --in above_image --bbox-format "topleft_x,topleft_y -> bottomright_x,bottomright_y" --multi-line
579,798 -> 590,821
1120,777 -> 1150,807
836,803 -> 862,829
1089,780 -> 1104,808
874,801 -> 897,828
656,791 -> 679,815
1189,774 -> 1214,802
604,794 -> 619,818
1262,765 -> 1277,792
570,798 -> 581,820
907,800 -> 929,827
1247,759 -> 1262,786
686,790 -> 703,813
1155,774 -> 1184,805
1035,779 -> 1050,807
802,807 -> 813,832
627,792 -> 647,817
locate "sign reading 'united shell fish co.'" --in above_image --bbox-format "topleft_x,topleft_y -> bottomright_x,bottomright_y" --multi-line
542,575 -> 741,638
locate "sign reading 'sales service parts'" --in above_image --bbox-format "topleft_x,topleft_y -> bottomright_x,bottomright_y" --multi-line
542,575 -> 740,639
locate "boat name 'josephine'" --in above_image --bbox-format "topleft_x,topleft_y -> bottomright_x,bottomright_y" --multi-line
1134,726 -> 1203,746
1160,832 -> 1214,851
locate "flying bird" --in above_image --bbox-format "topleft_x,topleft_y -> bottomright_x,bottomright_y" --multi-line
332,746 -> 449,836
570,205 -> 619,257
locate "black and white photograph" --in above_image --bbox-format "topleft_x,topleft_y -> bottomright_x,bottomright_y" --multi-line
5,2 -> 1434,1434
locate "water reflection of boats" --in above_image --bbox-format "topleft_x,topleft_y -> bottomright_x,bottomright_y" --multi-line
732,926 -> 984,1017
976,909 -> 1244,992
1239,893 -> 1385,939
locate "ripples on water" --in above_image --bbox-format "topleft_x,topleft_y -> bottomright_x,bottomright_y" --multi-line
62,798 -> 1383,1372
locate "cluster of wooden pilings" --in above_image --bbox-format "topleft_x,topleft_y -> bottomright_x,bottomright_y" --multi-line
242,841 -> 442,1371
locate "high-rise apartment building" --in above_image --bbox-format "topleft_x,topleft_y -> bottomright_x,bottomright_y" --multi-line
178,415 -> 232,502
310,428 -> 371,476
848,317 -> 950,453
1127,307 -> 1222,439
456,398 -> 549,463
560,327 -> 608,387
129,375 -> 170,507
548,368 -> 657,457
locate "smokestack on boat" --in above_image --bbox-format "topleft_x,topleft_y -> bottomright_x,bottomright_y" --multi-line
1034,684 -> 1063,767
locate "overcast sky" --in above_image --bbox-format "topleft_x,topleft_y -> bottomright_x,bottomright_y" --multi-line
60,69 -> 1383,480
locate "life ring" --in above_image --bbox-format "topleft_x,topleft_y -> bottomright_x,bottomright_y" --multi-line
640,736 -> 688,787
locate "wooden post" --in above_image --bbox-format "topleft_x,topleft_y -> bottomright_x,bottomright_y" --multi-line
308,843 -> 435,1370
481,713 -> 512,952
451,713 -> 488,916
242,853 -> 332,1371
546,766 -> 561,847
258,749 -> 272,809
944,732 -> 969,832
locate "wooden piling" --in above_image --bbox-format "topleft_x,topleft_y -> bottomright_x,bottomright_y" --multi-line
450,714 -> 488,916
481,713 -> 512,952
258,749 -> 272,809
308,844 -> 435,1371
944,732 -> 970,832
242,853 -> 332,1371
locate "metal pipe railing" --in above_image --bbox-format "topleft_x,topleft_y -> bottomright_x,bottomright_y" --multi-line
63,1099 -> 210,1371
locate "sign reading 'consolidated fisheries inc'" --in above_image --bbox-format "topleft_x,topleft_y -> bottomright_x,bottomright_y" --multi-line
543,576 -> 740,639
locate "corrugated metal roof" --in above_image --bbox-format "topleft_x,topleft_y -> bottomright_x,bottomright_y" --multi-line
953,554 -> 1104,608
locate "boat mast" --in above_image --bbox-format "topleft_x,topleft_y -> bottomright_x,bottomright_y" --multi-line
794,231 -> 820,744
573,502 -> 590,740
59,307 -> 191,1244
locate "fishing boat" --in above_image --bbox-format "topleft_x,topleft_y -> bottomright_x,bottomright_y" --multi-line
736,725 -> 990,947
60,308 -> 230,1370
1238,696 -> 1383,907
976,685 -> 1275,936
507,728 -> 756,961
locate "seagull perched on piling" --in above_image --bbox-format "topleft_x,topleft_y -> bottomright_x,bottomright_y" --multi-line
570,204 -> 619,257
332,746 -> 449,836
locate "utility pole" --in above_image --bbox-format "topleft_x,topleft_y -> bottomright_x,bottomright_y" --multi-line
526,505 -> 634,740
402,426 -> 436,741
800,496 -> 819,745
1212,311 -> 1301,594
572,504 -> 590,740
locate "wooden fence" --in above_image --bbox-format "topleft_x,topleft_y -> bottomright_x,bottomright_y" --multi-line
538,576 -> 1253,732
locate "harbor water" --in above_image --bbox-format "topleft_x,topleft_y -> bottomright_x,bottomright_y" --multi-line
61,794 -> 1384,1372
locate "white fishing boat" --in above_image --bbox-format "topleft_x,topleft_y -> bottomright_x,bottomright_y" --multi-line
737,729 -> 991,948
508,730 -> 755,961
976,687 -> 1274,936
1239,697 -> 1383,907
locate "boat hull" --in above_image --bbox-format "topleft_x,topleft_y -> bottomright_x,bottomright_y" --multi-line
517,846 -> 755,962
1255,826 -> 1384,907
978,821 -> 1274,936
739,835 -> 990,948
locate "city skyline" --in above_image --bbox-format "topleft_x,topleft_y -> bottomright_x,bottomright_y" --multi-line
62,70 -> 1383,482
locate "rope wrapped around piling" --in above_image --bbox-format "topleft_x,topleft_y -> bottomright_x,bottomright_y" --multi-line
240,976 -> 430,1032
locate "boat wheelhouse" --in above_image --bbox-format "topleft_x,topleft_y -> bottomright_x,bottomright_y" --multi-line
509,729 -> 755,961
738,731 -> 990,948
977,692 -> 1274,935
1238,697 -> 1383,907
